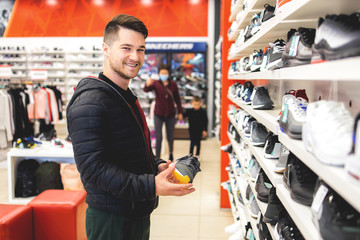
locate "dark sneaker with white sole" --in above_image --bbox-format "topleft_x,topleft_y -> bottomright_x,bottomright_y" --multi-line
289,157 -> 318,206
250,121 -> 269,147
251,86 -> 274,110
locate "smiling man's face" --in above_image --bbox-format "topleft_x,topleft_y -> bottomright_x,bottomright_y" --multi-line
105,27 -> 145,81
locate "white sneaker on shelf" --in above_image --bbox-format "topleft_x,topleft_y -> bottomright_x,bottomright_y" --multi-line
345,113 -> 360,185
303,101 -> 353,166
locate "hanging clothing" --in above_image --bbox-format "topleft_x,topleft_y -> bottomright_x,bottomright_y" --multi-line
0,89 -> 14,148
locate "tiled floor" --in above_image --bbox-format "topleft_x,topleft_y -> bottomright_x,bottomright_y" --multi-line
0,138 -> 234,240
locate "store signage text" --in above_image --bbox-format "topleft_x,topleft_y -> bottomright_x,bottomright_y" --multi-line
145,42 -> 207,52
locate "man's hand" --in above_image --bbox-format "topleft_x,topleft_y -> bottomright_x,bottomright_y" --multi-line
158,160 -> 171,173
155,163 -> 195,196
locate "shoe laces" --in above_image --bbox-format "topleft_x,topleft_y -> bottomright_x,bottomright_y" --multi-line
292,162 -> 315,184
256,87 -> 270,97
288,97 -> 307,118
270,39 -> 286,53
297,27 -> 316,47
325,13 -> 360,30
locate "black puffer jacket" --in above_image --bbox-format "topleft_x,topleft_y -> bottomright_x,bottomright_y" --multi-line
67,76 -> 165,219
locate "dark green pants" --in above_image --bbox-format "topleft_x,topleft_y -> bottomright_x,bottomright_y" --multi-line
86,206 -> 150,240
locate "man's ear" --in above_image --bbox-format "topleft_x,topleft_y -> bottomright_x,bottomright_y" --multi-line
102,42 -> 109,57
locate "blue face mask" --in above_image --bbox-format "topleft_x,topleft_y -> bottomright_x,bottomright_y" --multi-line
159,74 -> 169,81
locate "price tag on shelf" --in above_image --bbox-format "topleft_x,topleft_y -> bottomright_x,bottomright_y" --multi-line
0,65 -> 12,78
29,69 -> 48,81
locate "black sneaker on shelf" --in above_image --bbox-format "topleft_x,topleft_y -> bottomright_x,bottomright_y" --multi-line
263,132 -> 282,159
251,86 -> 274,110
274,209 -> 305,240
289,157 -> 318,206
312,180 -> 360,240
282,27 -> 316,67
257,214 -> 272,240
312,12 -> 360,61
261,4 -> 275,23
250,121 -> 269,147
263,187 -> 284,224
255,169 -> 273,203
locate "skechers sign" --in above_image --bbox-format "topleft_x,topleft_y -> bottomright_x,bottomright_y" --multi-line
145,42 -> 207,52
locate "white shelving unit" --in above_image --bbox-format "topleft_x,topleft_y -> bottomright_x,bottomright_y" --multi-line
225,0 -> 360,236
228,0 -> 360,59
228,111 -> 323,239
229,56 -> 360,81
228,131 -> 274,240
0,48 -> 28,79
7,141 -> 74,204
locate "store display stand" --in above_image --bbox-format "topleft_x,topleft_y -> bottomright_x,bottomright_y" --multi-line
7,141 -> 74,204
220,0 -> 360,238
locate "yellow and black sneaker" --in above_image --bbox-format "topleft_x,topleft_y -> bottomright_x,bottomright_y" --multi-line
14,138 -> 37,149
172,154 -> 201,184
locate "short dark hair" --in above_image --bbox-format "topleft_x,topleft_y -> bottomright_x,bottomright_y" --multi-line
157,63 -> 171,75
104,14 -> 148,45
193,96 -> 201,102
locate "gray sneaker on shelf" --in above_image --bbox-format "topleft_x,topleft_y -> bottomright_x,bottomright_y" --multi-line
274,144 -> 290,174
250,121 -> 269,147
248,192 -> 260,218
251,86 -> 274,110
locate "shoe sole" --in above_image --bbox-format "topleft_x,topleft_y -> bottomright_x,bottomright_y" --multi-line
312,43 -> 360,61
252,103 -> 274,110
263,215 -> 279,225
290,191 -> 313,206
256,193 -> 268,203
266,58 -> 283,70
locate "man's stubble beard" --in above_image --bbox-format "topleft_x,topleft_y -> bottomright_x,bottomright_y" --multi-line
110,60 -> 141,80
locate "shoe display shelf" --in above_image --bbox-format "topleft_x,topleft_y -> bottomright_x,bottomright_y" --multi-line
229,0 -> 245,23
28,50 -> 66,82
228,112 -> 321,239
228,0 -> 360,59
229,56 -> 360,81
0,48 -> 28,79
228,132 -> 272,240
229,0 -> 277,41
65,50 -> 104,105
227,146 -> 261,240
7,141 -> 74,204
214,37 -> 222,141
227,167 -> 243,222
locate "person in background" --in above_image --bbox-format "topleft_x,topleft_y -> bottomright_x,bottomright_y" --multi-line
143,63 -> 183,161
67,14 -> 195,240
183,96 -> 208,158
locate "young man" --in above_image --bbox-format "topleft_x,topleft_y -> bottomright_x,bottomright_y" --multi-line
183,96 -> 208,157
67,14 -> 195,240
